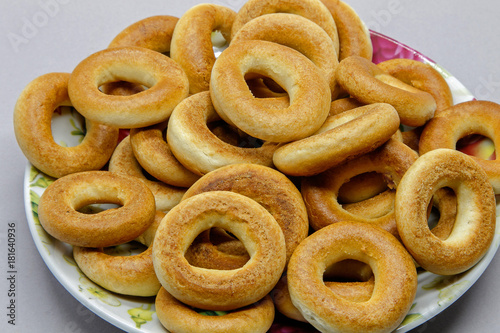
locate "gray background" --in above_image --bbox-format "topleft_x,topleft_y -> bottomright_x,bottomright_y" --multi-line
1,0 -> 499,332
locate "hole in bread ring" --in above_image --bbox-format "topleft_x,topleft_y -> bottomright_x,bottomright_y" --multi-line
287,221 -> 417,333
166,91 -> 278,176
13,72 -> 119,179
419,100 -> 500,193
152,191 -> 286,311
301,138 -> 419,236
155,288 -> 275,333
336,55 -> 437,127
38,170 -> 156,247
68,46 -> 189,128
395,148 -> 496,275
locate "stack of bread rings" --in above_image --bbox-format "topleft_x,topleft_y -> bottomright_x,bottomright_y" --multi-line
13,0 -> 499,332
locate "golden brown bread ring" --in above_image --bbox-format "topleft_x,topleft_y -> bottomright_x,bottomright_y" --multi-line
38,171 -> 156,247
129,122 -> 201,188
13,72 -> 119,178
273,103 -> 400,177
155,288 -> 275,333
272,274 -> 375,322
301,139 -> 419,236
108,15 -> 178,53
182,163 -> 309,263
210,40 -> 331,143
328,97 -> 364,116
170,4 -> 236,94
419,100 -> 500,193
287,221 -> 417,333
230,13 -> 340,99
68,46 -> 189,128
166,91 -> 278,175
320,0 -> 373,61
107,136 -> 185,212
231,0 -> 340,57
72,211 -> 165,297
152,191 -> 286,311
395,149 -> 496,275
377,58 -> 453,114
336,55 -> 437,127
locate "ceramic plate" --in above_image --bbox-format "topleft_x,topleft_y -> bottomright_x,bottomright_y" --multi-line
23,31 -> 500,333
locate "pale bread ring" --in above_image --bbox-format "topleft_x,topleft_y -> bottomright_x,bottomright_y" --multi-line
152,191 -> 286,311
182,163 -> 309,263
336,55 -> 437,127
72,211 -> 165,297
231,13 -> 340,99
155,288 -> 275,333
395,148 -> 496,275
287,221 -> 417,333
38,170 -> 156,247
301,139 -> 419,236
108,15 -> 178,53
377,58 -> 453,114
231,0 -> 340,57
166,91 -> 278,175
170,4 -> 236,94
13,72 -> 119,178
210,40 -> 331,142
320,0 -> 373,60
107,136 -> 185,212
272,274 -> 375,322
129,122 -> 201,188
419,100 -> 500,193
68,46 -> 189,128
273,103 -> 400,176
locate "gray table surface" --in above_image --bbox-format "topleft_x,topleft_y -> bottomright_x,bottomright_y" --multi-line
1,0 -> 499,332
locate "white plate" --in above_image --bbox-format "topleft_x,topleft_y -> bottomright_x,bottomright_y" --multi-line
23,31 -> 500,333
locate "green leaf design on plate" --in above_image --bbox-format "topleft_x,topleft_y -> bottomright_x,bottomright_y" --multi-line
198,309 -> 228,316
401,313 -> 424,326
437,281 -> 470,306
128,304 -> 155,328
69,117 -> 85,143
421,273 -> 466,290
78,276 -> 121,307
30,190 -> 40,224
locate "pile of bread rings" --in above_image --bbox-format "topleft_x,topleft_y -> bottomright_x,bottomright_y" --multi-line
13,0 -> 500,332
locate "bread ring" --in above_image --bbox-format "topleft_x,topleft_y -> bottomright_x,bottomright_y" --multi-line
210,40 -> 331,142
429,187 -> 457,240
152,191 -> 286,311
155,288 -> 275,333
395,148 -> 496,275
273,103 -> 400,176
419,100 -> 500,193
301,139 -> 419,235
337,172 -> 388,204
166,91 -> 278,175
272,274 -> 375,322
108,15 -> 178,53
287,221 -> 417,333
107,136 -> 185,212
320,0 -> 373,61
230,13 -> 340,99
129,122 -> 201,187
68,46 -> 189,128
182,163 -> 309,263
72,211 -> 165,297
38,170 -> 156,247
231,0 -> 340,57
336,55 -> 437,127
170,4 -> 236,94
328,97 -> 364,116
377,58 -> 453,114
13,72 -> 119,178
